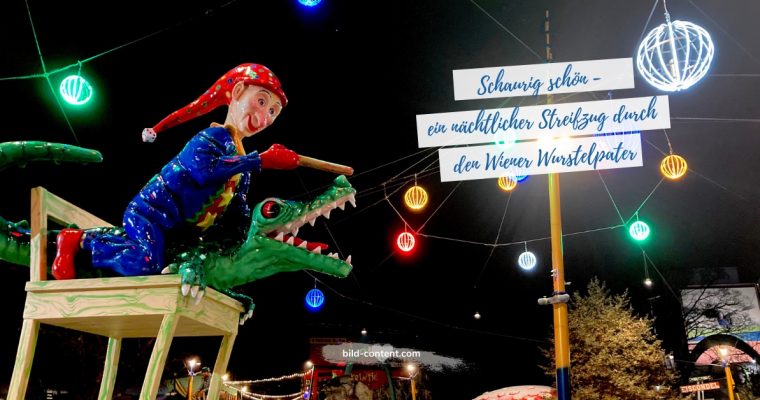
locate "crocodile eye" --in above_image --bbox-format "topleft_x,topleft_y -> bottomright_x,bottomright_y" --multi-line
260,201 -> 281,219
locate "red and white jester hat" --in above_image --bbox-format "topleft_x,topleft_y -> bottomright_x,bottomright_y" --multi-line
142,63 -> 288,142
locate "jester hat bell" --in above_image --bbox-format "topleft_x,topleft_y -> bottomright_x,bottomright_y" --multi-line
142,63 -> 287,142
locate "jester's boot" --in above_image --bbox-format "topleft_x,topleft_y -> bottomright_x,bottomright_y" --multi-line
52,228 -> 84,280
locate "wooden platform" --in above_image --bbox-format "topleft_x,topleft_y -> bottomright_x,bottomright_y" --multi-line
8,187 -> 243,400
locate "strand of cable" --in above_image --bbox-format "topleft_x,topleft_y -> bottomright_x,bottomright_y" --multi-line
686,0 -> 760,67
710,74 -> 760,77
467,0 -> 544,61
11,0 -> 244,146
637,0 -> 661,47
419,224 -> 625,248
671,117 -> 760,123
24,0 -> 79,145
302,270 -> 550,344
2,0 -> 243,82
474,191 -> 512,287
595,166 -> 683,304
624,178 -> 664,226
643,137 -> 750,202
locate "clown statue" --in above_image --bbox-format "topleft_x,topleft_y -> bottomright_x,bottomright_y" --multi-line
52,63 -> 302,282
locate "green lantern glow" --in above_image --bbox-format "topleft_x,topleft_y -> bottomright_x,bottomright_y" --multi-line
629,221 -> 651,241
60,75 -> 93,105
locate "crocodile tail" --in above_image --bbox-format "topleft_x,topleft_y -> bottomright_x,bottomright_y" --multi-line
0,215 -> 30,266
0,141 -> 103,172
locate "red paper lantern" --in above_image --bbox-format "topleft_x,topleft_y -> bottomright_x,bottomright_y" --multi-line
396,232 -> 416,252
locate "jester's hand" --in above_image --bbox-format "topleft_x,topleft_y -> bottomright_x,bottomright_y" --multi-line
162,251 -> 207,304
260,144 -> 299,170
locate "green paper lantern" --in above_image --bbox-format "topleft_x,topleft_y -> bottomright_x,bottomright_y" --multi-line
60,75 -> 93,105
629,221 -> 651,241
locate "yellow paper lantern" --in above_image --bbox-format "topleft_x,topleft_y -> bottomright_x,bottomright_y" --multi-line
404,185 -> 428,211
660,154 -> 687,180
497,175 -> 517,192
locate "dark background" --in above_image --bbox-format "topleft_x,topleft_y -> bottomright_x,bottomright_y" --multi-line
1,0 -> 759,398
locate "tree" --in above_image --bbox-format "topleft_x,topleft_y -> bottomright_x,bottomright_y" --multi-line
542,278 -> 680,399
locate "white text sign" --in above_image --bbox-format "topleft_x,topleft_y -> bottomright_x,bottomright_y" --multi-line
452,58 -> 634,101
437,134 -> 643,182
417,96 -> 669,148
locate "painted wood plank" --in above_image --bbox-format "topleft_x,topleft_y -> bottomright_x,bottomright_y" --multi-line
140,313 -> 179,399
7,319 -> 40,400
98,337 -> 122,400
207,333 -> 238,399
30,187 -> 47,282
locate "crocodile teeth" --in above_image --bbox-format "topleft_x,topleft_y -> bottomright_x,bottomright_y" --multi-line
346,255 -> 352,265
275,232 -> 285,241
337,202 -> 346,210
311,246 -> 322,254
323,208 -> 332,220
286,236 -> 295,245
292,227 -> 299,237
298,240 -> 308,249
308,217 -> 316,226
328,252 -> 339,259
348,194 -> 356,207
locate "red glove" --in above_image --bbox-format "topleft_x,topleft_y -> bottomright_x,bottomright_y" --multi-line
260,144 -> 299,170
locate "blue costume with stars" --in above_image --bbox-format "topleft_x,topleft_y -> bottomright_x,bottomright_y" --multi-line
84,125 -> 260,276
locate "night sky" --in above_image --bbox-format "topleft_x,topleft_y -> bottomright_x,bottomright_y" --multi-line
2,0 -> 760,398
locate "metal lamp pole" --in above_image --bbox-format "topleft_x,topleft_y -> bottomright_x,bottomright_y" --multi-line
719,348 -> 736,400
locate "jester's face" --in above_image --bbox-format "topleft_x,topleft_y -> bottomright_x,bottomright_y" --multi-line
228,83 -> 283,138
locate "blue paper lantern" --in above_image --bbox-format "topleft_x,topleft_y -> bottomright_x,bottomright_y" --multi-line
305,288 -> 325,309
298,0 -> 322,7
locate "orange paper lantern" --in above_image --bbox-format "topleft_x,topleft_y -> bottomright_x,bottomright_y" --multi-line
404,185 -> 428,210
660,154 -> 687,180
497,175 -> 517,192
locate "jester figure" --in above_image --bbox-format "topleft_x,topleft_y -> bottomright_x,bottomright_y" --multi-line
52,63 -> 301,284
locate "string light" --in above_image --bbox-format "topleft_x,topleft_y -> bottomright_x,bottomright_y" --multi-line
497,175 -> 517,192
636,5 -> 714,91
474,311 -> 481,320
397,231 -> 416,253
404,184 -> 428,211
517,243 -> 537,270
660,154 -> 687,180
515,175 -> 529,183
228,371 -> 309,385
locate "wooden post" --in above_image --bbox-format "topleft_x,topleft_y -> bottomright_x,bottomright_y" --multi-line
7,319 -> 40,400
208,333 -> 238,399
140,313 -> 179,399
98,337 -> 122,400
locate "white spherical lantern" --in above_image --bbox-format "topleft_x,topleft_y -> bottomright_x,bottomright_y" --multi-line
636,13 -> 714,92
517,251 -> 537,270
